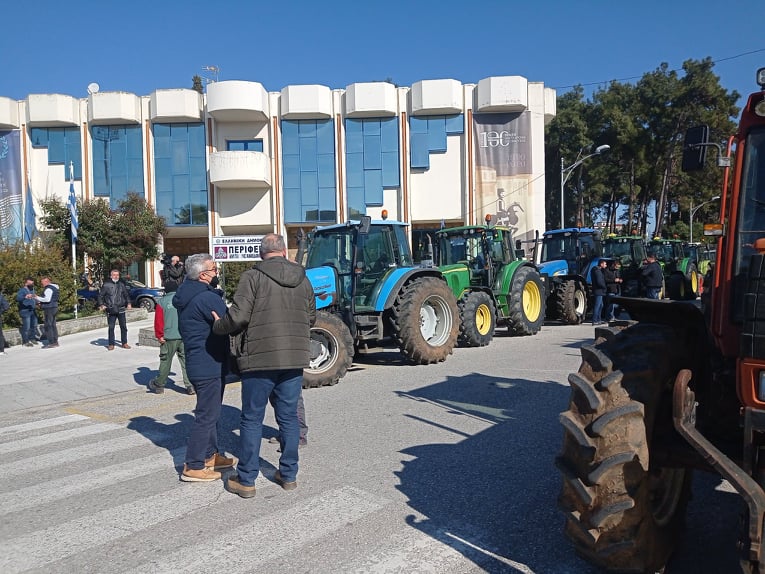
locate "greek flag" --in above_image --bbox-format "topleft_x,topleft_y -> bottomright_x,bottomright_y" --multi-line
68,179 -> 78,243
24,182 -> 37,243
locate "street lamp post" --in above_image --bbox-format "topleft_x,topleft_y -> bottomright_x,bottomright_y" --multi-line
689,195 -> 721,244
560,144 -> 611,229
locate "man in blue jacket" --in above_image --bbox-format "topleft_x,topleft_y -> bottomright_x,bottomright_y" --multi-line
173,253 -> 234,482
16,277 -> 40,346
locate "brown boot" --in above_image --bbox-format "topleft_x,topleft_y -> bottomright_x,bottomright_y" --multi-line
205,452 -> 236,470
225,475 -> 256,498
180,464 -> 221,482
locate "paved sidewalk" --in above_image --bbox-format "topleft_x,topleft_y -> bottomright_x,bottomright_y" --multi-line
1,318 -> 162,413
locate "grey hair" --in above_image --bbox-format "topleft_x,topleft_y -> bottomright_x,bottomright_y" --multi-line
185,253 -> 214,280
260,233 -> 286,258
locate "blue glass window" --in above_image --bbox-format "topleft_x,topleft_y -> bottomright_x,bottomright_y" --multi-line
409,114 -> 463,170
153,123 -> 207,226
344,118 -> 399,216
30,126 -> 82,179
92,125 -> 144,206
226,140 -> 263,152
281,119 -> 336,223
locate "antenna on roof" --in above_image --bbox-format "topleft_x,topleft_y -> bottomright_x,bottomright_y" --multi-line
87,82 -> 100,95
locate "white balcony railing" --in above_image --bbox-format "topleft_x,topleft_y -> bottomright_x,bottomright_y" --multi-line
209,151 -> 271,189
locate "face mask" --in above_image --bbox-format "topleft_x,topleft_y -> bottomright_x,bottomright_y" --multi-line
26,284 -> 33,289
209,276 -> 219,289
112,278 -> 119,283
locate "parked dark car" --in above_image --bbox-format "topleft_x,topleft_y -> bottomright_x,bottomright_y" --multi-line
77,280 -> 164,312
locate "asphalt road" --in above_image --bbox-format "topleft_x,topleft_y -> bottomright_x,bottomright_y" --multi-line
0,319 -> 742,573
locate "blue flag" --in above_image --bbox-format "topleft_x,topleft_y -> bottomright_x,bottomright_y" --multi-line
68,179 -> 78,243
24,182 -> 37,243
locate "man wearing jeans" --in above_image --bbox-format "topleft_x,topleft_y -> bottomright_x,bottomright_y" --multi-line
213,233 -> 315,498
98,270 -> 132,350
16,278 -> 39,346
174,254 -> 234,482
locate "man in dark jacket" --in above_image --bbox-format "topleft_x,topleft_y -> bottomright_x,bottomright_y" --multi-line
590,259 -> 608,325
173,253 -> 234,482
34,276 -> 60,349
213,233 -> 316,498
98,269 -> 133,350
641,252 -> 664,299
162,255 -> 185,291
16,277 -> 40,346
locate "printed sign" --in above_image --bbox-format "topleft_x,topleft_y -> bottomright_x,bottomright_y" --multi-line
211,235 -> 264,262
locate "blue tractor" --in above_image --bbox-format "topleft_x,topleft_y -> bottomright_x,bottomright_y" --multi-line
297,216 -> 460,388
537,228 -> 602,324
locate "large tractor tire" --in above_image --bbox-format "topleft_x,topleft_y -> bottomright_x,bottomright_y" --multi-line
557,323 -> 691,573
506,266 -> 546,335
556,279 -> 587,324
392,277 -> 459,364
684,264 -> 699,300
458,291 -> 496,347
303,311 -> 354,388
667,272 -> 686,301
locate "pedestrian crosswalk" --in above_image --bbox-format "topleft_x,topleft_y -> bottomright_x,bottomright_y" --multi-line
0,411 -> 521,573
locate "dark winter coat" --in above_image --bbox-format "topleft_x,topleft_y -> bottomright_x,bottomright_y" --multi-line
604,267 -> 620,295
163,263 -> 185,291
173,279 -> 229,383
641,261 -> 664,289
98,280 -> 131,314
212,256 -> 316,373
591,266 -> 607,296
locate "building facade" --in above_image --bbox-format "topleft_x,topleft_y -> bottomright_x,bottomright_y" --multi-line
0,76 -> 556,286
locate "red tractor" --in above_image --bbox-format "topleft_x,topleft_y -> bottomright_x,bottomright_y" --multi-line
557,69 -> 765,573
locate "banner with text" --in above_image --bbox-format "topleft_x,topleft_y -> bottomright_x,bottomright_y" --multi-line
212,235 -> 264,262
473,112 -> 536,242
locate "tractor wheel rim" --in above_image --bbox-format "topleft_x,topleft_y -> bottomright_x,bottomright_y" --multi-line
476,303 -> 491,335
522,281 -> 541,321
419,295 -> 452,346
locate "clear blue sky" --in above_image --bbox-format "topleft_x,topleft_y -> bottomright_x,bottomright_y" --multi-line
0,0 -> 762,107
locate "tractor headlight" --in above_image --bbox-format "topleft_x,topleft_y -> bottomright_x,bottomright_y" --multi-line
758,371 -> 765,402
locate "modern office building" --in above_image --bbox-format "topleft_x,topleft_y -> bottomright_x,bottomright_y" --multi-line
0,76 -> 556,286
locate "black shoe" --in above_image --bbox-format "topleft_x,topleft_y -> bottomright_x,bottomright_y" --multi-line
148,379 -> 164,394
225,476 -> 256,498
186,386 -> 196,395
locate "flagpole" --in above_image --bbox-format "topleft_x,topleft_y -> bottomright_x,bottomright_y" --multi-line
69,162 -> 78,319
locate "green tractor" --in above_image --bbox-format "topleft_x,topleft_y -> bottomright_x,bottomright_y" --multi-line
434,224 -> 546,347
646,238 -> 700,300
601,234 -> 647,297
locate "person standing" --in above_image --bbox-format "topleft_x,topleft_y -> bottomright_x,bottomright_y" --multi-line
98,270 -> 132,351
604,260 -> 623,321
148,284 -> 195,395
33,276 -> 60,349
162,255 -> 185,291
590,259 -> 608,325
173,253 -> 234,482
16,278 -> 40,347
212,233 -> 316,499
641,252 -> 664,300
0,292 -> 8,355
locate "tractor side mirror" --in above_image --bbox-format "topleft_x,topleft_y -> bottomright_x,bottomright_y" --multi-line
682,125 -> 709,172
359,215 -> 372,235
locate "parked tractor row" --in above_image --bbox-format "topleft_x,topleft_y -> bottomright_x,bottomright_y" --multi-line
295,216 -> 546,388
537,227 -> 715,325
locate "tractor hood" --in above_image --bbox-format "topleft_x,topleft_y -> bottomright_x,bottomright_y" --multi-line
538,260 -> 569,277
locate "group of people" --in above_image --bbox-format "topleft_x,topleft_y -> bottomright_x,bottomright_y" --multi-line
590,251 -> 666,325
155,234 -> 315,499
5,276 -> 62,350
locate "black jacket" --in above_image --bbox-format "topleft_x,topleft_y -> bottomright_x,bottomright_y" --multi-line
163,263 -> 185,291
604,268 -> 620,294
98,281 -> 130,314
591,266 -> 607,296
213,256 -> 316,373
641,261 -> 664,288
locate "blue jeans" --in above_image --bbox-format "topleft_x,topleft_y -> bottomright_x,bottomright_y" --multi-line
20,312 -> 38,344
238,369 -> 303,486
646,287 -> 661,300
184,377 -> 224,470
591,294 -> 604,324
107,311 -> 128,346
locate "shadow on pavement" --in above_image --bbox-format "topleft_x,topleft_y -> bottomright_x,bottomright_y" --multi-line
393,371 -> 591,573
